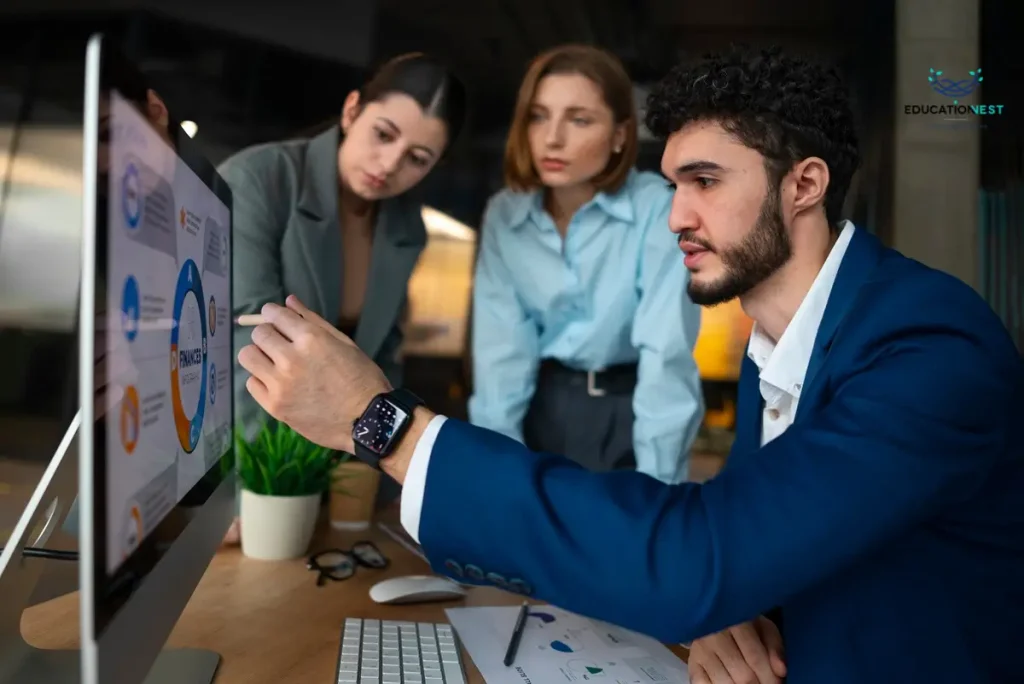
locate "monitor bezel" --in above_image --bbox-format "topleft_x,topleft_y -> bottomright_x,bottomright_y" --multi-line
80,33 -> 235,639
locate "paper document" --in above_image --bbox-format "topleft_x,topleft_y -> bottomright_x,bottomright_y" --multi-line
446,604 -> 689,684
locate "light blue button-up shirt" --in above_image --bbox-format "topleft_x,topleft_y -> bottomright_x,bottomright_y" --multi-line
468,169 -> 704,483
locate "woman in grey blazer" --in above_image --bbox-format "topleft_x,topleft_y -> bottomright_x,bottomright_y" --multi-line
218,53 -> 467,538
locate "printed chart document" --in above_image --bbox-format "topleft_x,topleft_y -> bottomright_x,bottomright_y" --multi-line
446,605 -> 689,684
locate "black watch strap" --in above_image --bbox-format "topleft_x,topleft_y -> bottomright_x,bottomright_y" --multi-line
387,387 -> 424,413
353,440 -> 383,470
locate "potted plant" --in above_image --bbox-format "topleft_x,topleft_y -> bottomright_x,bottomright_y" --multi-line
235,421 -> 348,560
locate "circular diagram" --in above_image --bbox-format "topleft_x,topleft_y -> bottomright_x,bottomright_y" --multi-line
120,385 -> 140,455
121,275 -> 140,342
122,162 -> 142,229
208,295 -> 217,336
169,259 -> 207,453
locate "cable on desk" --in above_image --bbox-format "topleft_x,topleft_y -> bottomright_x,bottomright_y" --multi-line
0,547 -> 79,561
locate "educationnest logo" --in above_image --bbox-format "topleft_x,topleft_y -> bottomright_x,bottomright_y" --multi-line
904,67 -> 1005,118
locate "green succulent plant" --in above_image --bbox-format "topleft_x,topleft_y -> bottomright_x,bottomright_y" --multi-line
232,421 -> 356,497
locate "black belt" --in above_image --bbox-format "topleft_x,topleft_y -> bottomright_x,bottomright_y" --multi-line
538,359 -> 638,397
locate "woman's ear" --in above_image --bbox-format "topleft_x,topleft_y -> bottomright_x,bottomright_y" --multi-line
145,89 -> 169,130
340,91 -> 362,133
611,123 -> 627,154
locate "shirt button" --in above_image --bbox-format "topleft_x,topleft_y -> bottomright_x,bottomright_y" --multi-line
767,408 -> 780,421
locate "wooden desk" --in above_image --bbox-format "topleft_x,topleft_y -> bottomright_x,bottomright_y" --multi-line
22,513 -> 688,682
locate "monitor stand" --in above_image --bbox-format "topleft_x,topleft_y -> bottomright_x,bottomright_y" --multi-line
0,412 -> 220,684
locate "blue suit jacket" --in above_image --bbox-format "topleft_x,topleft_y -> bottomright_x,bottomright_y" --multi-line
418,228 -> 1024,683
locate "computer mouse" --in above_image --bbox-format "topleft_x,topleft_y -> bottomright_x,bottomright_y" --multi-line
369,575 -> 467,605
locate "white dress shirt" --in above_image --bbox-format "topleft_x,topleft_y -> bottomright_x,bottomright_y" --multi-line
401,221 -> 857,541
399,413 -> 448,542
746,221 -> 854,445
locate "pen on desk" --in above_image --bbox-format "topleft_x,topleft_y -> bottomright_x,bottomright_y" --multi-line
234,314 -> 265,327
503,601 -> 529,667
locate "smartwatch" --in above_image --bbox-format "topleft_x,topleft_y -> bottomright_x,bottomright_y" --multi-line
351,388 -> 424,469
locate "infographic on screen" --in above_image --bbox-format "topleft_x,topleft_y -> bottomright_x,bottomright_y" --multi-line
104,91 -> 232,573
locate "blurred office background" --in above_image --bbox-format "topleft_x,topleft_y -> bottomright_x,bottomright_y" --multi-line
0,0 -> 1020,497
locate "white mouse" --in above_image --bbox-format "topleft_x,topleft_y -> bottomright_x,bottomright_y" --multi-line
369,575 -> 467,605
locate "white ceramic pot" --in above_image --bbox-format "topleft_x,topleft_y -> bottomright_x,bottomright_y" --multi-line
239,489 -> 321,561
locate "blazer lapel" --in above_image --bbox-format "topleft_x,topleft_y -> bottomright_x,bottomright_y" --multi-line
354,198 -> 426,359
797,227 -> 885,416
728,354 -> 765,467
292,126 -> 342,321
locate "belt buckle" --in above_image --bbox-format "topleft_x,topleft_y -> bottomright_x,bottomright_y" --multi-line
586,370 -> 607,397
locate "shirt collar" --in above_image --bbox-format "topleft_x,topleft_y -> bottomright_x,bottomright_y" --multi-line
747,221 -> 856,398
507,174 -> 636,230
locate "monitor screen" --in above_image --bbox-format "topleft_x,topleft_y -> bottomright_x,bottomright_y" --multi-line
100,89 -> 232,576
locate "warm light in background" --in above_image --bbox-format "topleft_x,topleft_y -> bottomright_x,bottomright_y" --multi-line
420,206 -> 476,242
406,207 -> 477,357
180,120 -> 198,138
693,300 -> 753,382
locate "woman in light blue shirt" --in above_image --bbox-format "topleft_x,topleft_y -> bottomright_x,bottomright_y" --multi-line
468,44 -> 704,484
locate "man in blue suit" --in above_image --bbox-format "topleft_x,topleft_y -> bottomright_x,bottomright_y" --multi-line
238,46 -> 1024,684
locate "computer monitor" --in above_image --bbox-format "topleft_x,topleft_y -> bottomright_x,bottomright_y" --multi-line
77,33 -> 236,684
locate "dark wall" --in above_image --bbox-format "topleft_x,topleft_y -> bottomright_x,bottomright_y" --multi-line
981,0 -> 1024,188
0,1 -> 898,231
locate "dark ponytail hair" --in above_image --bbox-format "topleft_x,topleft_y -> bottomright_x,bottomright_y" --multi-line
359,52 -> 468,150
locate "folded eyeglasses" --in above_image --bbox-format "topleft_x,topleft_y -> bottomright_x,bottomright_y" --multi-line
306,541 -> 389,586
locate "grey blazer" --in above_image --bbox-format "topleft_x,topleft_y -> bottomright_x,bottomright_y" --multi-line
218,125 -> 427,439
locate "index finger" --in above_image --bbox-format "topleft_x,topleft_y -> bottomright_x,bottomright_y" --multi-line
284,294 -> 317,319
260,302 -> 315,341
284,295 -> 356,346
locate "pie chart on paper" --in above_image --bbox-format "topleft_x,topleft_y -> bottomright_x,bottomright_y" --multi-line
567,659 -> 606,676
528,610 -> 557,624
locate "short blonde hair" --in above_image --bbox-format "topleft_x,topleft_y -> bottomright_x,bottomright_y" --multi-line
503,44 -> 639,193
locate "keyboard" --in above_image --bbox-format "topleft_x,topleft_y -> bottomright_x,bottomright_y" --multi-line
335,618 -> 467,684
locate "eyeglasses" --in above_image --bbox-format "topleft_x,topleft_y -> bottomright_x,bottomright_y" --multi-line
307,541 -> 389,586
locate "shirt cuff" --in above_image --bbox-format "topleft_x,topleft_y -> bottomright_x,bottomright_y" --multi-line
399,414 -> 448,544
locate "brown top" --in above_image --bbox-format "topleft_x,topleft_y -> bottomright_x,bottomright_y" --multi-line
339,203 -> 375,324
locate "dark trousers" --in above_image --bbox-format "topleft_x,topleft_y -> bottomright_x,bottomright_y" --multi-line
523,360 -> 637,472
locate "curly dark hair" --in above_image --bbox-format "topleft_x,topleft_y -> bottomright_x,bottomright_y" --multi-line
645,45 -> 860,227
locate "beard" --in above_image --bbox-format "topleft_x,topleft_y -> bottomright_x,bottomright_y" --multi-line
685,184 -> 792,307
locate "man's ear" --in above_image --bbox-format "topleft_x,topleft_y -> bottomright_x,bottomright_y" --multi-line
145,89 -> 169,129
788,157 -> 830,216
340,91 -> 362,133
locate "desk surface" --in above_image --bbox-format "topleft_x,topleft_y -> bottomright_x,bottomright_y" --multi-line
21,512 -> 687,683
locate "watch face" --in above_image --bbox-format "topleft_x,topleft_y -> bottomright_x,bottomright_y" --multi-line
353,398 -> 408,455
